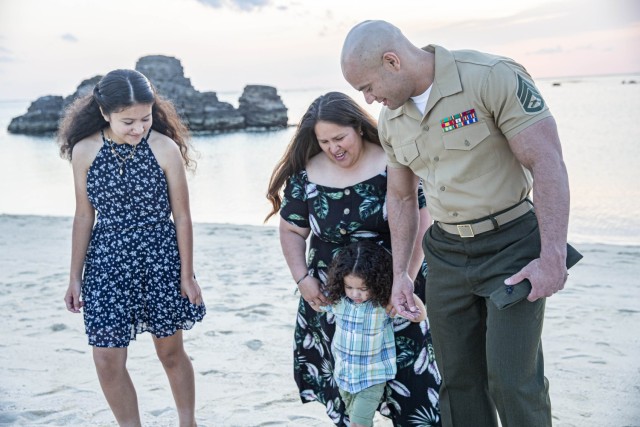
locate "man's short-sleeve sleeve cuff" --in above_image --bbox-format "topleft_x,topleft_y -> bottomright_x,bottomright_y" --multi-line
503,109 -> 552,140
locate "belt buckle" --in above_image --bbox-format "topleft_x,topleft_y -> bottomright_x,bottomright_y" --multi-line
457,224 -> 475,238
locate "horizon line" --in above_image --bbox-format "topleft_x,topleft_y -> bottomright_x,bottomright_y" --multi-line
0,71 -> 639,104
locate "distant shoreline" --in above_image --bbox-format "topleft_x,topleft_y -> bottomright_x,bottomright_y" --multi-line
1,213 -> 638,248
2,72 -> 640,104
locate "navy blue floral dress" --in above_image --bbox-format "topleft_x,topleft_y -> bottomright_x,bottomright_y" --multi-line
281,169 -> 441,426
81,130 -> 205,348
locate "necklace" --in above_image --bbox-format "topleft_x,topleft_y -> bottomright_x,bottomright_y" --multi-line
101,130 -> 138,176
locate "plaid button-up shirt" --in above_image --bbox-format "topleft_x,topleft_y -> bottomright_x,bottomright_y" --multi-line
322,298 -> 396,393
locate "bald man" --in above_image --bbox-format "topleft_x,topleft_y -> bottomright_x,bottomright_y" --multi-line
341,20 -> 582,427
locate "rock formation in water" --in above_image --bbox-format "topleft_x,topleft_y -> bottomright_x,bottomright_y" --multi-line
7,55 -> 288,135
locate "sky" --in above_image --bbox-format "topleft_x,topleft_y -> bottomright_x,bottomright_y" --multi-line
0,0 -> 639,101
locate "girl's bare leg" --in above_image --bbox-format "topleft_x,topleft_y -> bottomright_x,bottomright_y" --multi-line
93,346 -> 141,427
153,331 -> 197,427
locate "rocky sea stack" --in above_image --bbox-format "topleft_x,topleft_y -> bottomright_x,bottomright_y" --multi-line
7,55 -> 288,135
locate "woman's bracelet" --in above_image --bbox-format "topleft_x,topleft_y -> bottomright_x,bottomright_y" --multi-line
296,273 -> 309,285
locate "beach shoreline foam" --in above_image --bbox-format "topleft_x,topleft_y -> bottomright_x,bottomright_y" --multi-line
0,214 -> 638,426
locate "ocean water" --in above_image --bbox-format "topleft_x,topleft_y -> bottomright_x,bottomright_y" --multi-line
0,74 -> 638,245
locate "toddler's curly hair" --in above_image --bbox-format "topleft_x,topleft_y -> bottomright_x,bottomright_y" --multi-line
325,240 -> 392,307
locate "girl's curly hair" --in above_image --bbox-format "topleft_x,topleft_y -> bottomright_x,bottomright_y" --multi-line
325,240 -> 392,307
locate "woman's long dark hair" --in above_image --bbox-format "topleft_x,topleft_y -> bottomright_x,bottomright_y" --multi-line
264,91 -> 379,221
57,69 -> 194,169
325,240 -> 392,307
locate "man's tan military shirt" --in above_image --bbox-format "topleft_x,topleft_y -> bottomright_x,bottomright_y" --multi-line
379,45 -> 552,223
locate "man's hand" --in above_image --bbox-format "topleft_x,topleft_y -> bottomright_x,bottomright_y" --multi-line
505,257 -> 568,301
391,273 -> 419,319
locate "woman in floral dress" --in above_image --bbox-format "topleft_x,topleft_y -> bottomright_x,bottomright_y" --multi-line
266,92 -> 441,426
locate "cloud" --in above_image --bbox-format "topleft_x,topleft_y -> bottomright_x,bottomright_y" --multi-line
529,46 -> 564,55
61,33 -> 78,43
529,43 -> 613,56
197,0 -> 271,11
424,0 -> 640,47
197,0 -> 223,7
0,46 -> 14,62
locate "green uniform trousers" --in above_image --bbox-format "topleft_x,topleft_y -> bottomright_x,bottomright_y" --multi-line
422,210 -> 582,427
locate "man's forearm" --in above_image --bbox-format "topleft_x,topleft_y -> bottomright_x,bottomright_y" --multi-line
533,159 -> 570,264
388,194 -> 420,278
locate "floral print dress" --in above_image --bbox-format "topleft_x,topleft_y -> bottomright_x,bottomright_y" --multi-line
81,130 -> 205,348
281,169 -> 441,426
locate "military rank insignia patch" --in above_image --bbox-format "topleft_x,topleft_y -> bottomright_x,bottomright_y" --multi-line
440,109 -> 477,132
516,74 -> 545,113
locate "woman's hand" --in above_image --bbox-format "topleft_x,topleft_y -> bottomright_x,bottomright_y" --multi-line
181,275 -> 204,306
64,280 -> 84,313
297,276 -> 328,308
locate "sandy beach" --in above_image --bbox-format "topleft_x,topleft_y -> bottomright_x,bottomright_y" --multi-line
0,214 -> 638,427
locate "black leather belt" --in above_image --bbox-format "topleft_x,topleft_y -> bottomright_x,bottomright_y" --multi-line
436,201 -> 532,238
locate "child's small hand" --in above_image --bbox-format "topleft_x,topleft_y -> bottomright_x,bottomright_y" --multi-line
385,302 -> 397,318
